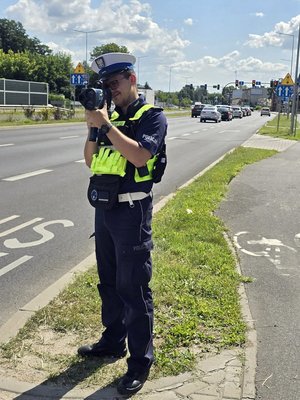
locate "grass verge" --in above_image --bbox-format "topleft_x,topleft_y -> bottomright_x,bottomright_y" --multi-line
0,146 -> 276,388
259,113 -> 300,140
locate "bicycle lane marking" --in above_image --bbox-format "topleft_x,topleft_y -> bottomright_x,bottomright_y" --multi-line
233,231 -> 298,270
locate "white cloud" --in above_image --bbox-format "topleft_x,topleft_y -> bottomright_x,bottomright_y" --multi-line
255,12 -> 264,18
245,14 -> 300,48
160,50 -> 286,87
184,18 -> 193,26
6,0 -> 190,63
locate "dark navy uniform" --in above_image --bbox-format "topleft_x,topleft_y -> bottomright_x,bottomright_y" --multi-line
94,95 -> 167,374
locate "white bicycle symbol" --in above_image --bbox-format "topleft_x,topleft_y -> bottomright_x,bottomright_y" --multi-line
234,231 -> 300,270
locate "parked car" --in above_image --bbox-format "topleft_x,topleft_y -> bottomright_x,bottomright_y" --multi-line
217,106 -> 233,121
231,106 -> 243,119
191,104 -> 205,118
261,107 -> 271,116
200,106 -> 221,123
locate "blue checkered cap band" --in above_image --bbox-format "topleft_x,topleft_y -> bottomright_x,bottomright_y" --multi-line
91,52 -> 136,80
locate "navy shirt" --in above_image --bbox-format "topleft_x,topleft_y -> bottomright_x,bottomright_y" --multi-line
114,96 -> 167,194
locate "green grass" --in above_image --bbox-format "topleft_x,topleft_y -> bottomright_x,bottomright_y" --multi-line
0,146 -> 277,387
259,113 -> 300,140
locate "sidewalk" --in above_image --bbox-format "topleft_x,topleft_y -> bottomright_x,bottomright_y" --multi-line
0,134 -> 296,400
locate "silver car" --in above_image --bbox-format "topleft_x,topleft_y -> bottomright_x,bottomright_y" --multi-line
231,106 -> 243,118
200,106 -> 221,123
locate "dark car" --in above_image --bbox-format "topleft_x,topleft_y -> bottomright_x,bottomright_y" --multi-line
217,106 -> 233,121
191,104 -> 204,118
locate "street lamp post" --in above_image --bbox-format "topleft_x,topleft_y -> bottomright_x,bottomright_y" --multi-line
72,29 -> 103,67
136,56 -> 148,85
168,66 -> 174,106
276,31 -> 295,76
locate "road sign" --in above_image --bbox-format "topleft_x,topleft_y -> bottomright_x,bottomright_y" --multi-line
281,73 -> 294,86
276,84 -> 293,100
70,73 -> 89,86
74,62 -> 85,73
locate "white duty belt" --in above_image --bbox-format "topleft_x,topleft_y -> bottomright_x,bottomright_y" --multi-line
118,192 -> 151,206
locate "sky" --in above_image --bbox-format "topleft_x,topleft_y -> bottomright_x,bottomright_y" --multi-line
1,0 -> 300,92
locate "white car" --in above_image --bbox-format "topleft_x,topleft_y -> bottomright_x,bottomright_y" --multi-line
231,106 -> 243,119
261,107 -> 271,116
200,106 -> 221,123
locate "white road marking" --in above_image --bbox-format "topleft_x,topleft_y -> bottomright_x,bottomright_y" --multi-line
192,131 -> 200,133
0,143 -> 14,147
182,133 -> 191,137
3,169 -> 52,181
0,255 -> 33,278
0,215 -> 20,225
59,135 -> 79,139
75,159 -> 85,163
167,137 -> 177,141
0,218 -> 43,238
4,219 -> 74,249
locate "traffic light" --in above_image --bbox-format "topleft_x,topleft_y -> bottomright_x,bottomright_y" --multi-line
217,84 -> 220,90
235,79 -> 239,87
204,84 -> 207,90
252,80 -> 256,87
273,80 -> 278,87
270,80 -> 274,88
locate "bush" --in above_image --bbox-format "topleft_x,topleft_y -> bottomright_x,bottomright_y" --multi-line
23,106 -> 35,119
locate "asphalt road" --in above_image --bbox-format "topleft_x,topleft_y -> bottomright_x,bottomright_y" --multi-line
0,112 -> 271,328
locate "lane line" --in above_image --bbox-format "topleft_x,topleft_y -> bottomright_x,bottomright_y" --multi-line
0,143 -> 14,147
59,136 -> 79,140
3,169 -> 52,182
75,159 -> 85,163
182,133 -> 191,137
0,256 -> 33,278
0,218 -> 43,238
0,215 -> 20,225
167,137 -> 177,141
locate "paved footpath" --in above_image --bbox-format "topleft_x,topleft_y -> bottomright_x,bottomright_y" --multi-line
0,134 -> 295,400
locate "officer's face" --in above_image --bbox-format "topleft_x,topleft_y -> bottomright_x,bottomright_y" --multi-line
105,73 -> 131,105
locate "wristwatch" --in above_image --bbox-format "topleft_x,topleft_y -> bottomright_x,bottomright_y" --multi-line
100,123 -> 113,135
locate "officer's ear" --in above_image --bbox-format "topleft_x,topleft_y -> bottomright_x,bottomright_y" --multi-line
129,74 -> 137,85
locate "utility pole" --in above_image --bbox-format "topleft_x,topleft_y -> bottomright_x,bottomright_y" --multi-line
290,24 -> 300,136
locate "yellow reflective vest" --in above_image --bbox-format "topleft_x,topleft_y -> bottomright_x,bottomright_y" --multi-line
91,104 -> 158,182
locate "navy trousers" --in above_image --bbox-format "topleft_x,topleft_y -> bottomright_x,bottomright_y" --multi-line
94,195 -> 154,373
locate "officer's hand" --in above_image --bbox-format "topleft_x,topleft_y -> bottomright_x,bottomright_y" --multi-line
86,108 -> 109,129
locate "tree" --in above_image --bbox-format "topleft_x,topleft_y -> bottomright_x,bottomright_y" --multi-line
0,49 -> 73,97
0,19 -> 52,55
90,43 -> 129,60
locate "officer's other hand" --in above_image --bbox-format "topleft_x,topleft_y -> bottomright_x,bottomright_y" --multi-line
85,107 -> 109,129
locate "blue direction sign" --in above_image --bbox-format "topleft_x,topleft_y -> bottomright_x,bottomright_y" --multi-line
70,73 -> 89,86
276,85 -> 293,99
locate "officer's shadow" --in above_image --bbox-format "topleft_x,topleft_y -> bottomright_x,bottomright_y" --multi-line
13,357 -> 132,399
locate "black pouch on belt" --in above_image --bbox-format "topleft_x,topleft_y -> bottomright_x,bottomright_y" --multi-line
87,175 -> 120,209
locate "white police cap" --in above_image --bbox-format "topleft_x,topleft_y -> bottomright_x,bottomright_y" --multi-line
91,52 -> 136,80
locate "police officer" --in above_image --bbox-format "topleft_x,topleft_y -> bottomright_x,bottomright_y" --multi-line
78,52 -> 167,396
